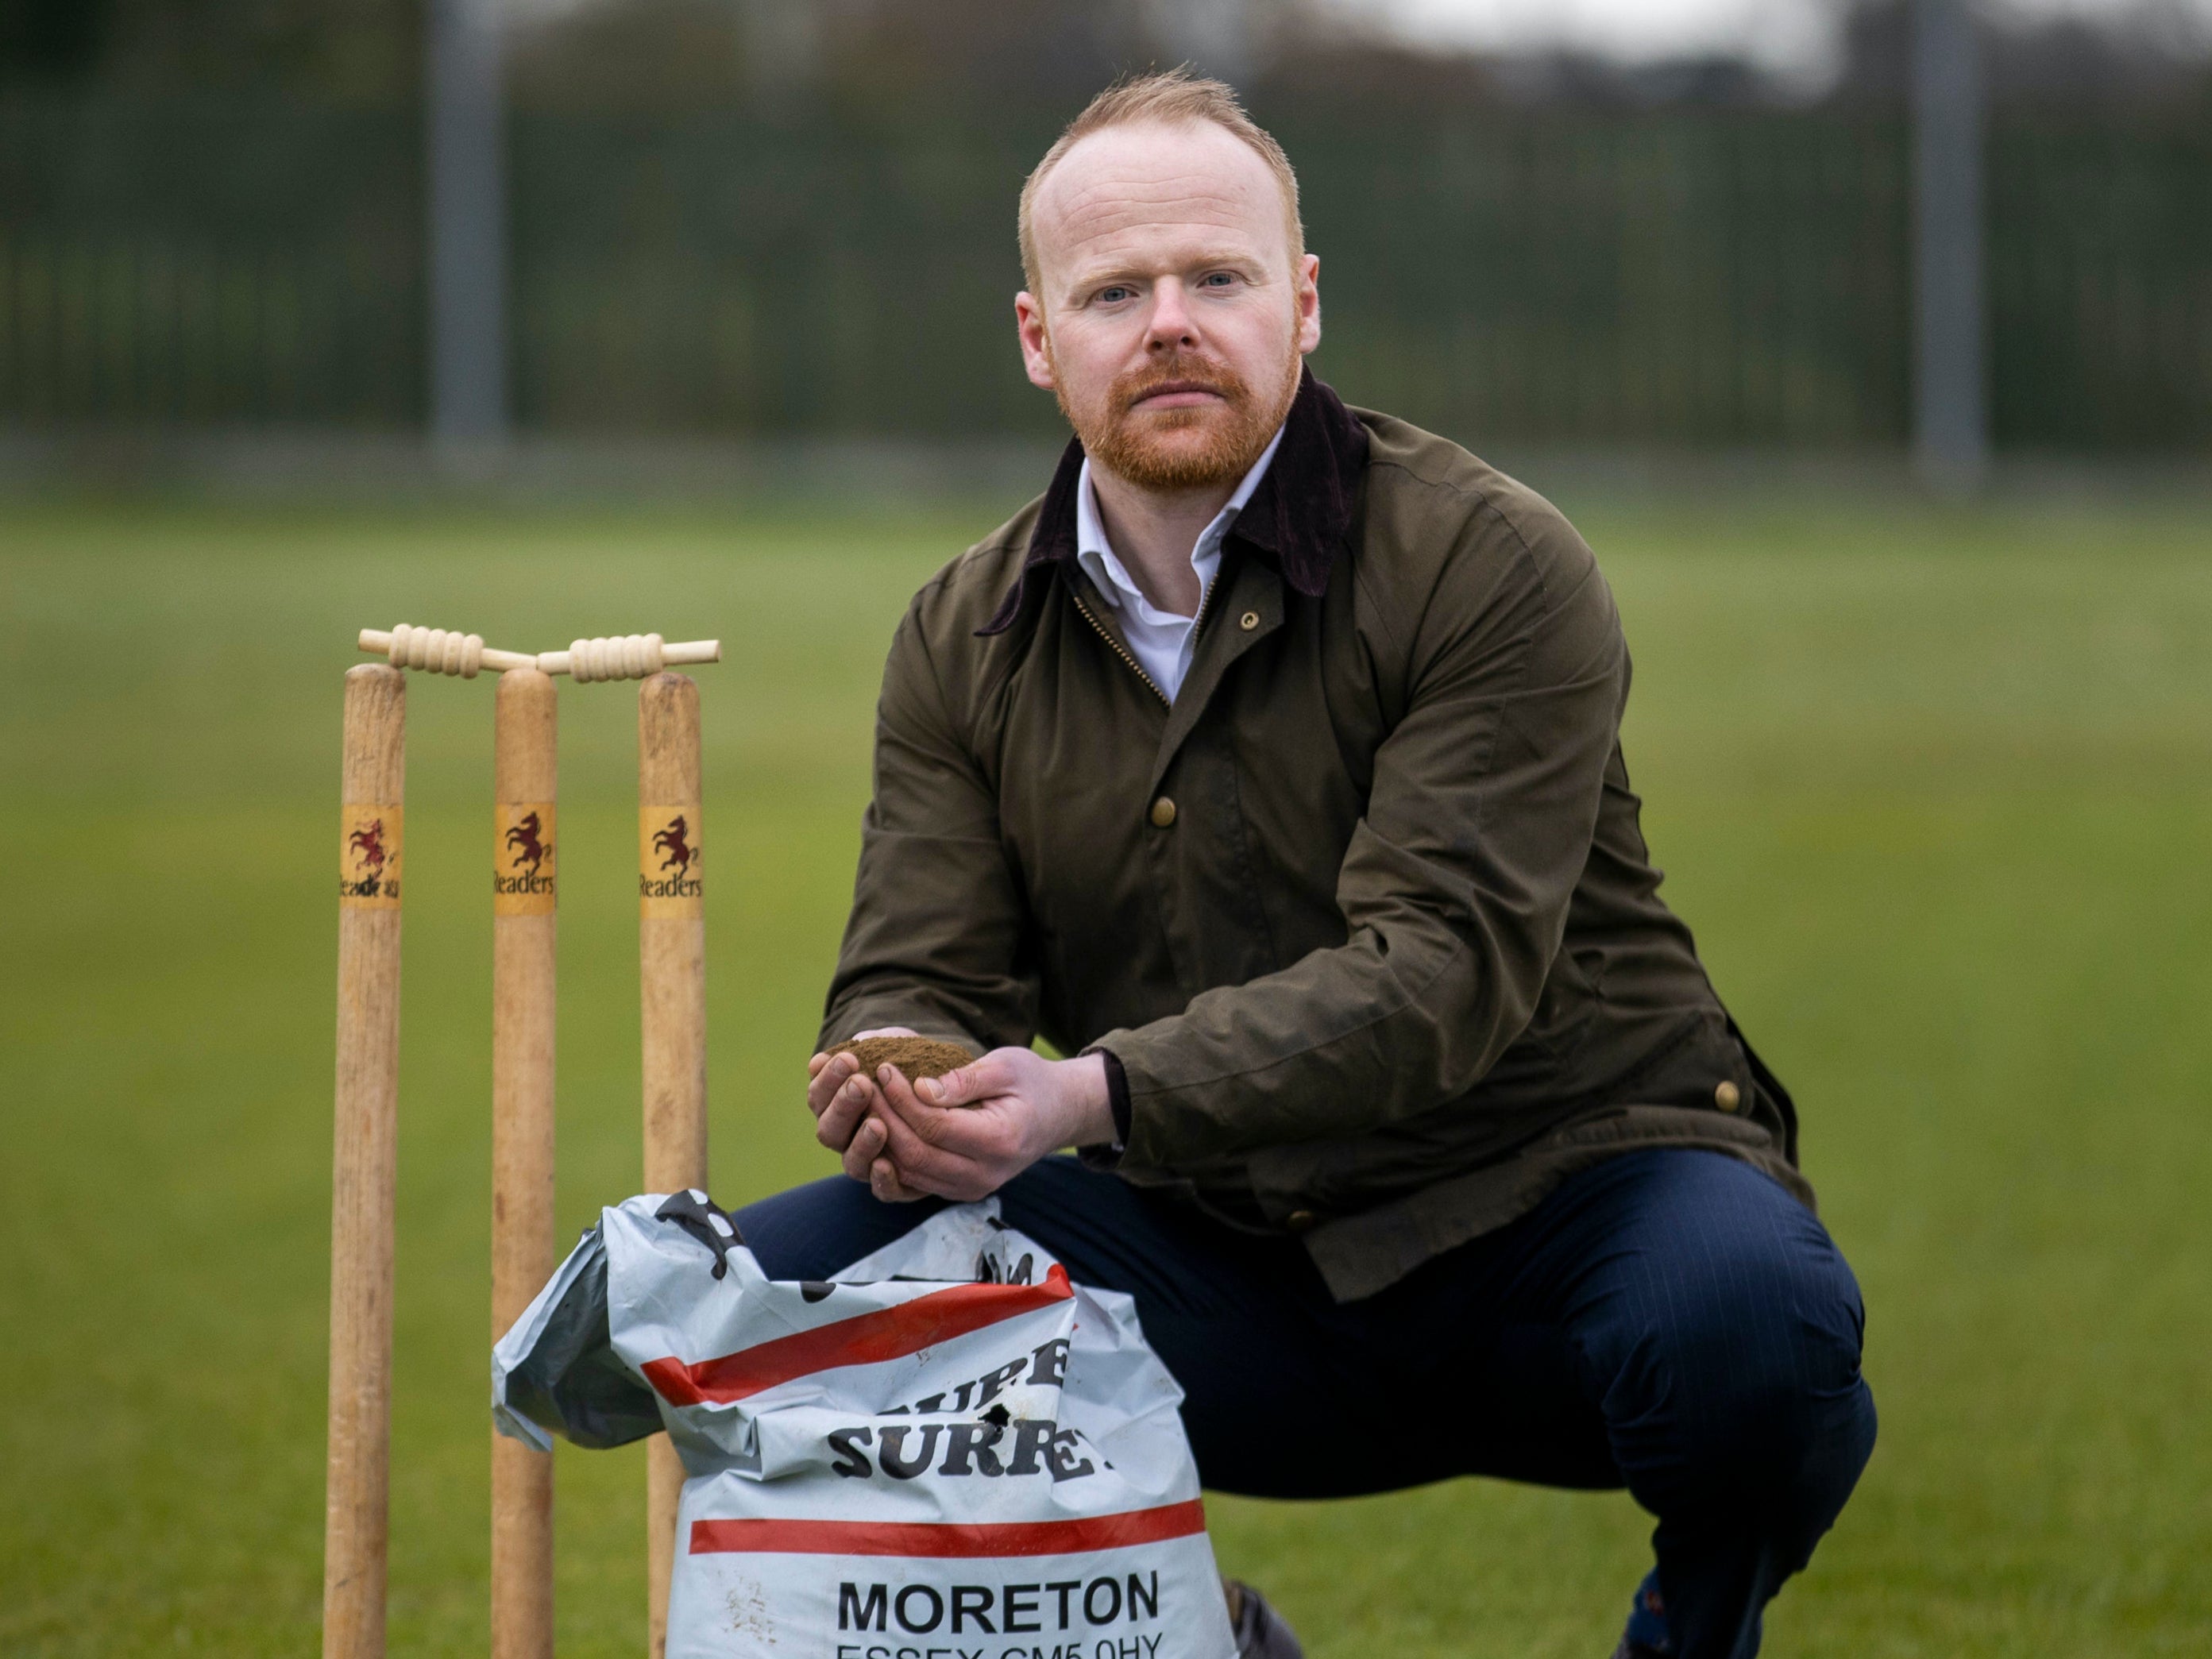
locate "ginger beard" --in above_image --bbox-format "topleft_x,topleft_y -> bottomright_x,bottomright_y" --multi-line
1048,333 -> 1302,492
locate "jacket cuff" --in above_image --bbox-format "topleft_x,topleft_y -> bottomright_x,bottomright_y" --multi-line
1099,1047 -> 1132,1143
1076,1045 -> 1131,1167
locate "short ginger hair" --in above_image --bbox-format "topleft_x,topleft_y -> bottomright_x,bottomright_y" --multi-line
1017,68 -> 1305,298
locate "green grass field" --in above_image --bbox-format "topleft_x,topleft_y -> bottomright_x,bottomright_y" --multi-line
3,491 -> 2209,1657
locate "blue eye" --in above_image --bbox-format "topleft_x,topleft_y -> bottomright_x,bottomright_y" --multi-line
1202,272 -> 1235,287
1098,286 -> 1133,303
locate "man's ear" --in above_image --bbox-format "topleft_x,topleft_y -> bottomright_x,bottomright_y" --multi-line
1015,291 -> 1056,391
1295,253 -> 1322,355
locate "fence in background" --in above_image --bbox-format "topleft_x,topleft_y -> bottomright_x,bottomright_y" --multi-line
2,95 -> 2207,450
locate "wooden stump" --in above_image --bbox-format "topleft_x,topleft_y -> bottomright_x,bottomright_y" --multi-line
326,665 -> 406,1659
639,672 -> 708,1658
492,668 -> 558,1659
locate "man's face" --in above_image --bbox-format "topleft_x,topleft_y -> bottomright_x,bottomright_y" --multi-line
1017,120 -> 1321,492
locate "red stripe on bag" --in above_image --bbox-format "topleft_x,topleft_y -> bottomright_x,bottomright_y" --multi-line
641,1264 -> 1074,1406
688,1499 -> 1207,1557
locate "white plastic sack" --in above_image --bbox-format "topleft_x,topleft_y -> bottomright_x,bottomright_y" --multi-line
495,1191 -> 1237,1659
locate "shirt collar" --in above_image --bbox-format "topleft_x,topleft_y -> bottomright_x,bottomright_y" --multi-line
979,366 -> 1372,639
1073,426 -> 1285,615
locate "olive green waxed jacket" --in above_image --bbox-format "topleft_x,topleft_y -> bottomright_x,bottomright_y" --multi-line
821,372 -> 1810,1300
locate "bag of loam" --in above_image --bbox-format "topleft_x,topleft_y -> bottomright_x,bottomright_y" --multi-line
494,1191 -> 1237,1659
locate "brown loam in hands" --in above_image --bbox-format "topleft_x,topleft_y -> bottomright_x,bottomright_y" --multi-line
827,1036 -> 978,1090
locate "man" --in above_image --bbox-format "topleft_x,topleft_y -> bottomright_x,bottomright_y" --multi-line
736,70 -> 1875,1659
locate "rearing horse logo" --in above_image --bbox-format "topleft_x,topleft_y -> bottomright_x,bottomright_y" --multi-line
651,815 -> 697,877
348,820 -> 389,876
504,811 -> 550,875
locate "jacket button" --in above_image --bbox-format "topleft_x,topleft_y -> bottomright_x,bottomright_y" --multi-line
1715,1081 -> 1743,1113
1239,610 -> 1260,631
1148,796 -> 1177,828
1285,1209 -> 1317,1233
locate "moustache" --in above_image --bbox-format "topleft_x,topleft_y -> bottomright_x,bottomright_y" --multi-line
1111,360 -> 1249,415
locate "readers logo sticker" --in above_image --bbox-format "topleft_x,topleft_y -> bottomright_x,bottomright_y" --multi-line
339,804 -> 403,908
495,803 -> 557,916
639,804 -> 704,917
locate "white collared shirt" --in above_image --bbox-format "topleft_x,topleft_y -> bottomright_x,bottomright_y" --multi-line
1073,426 -> 1285,703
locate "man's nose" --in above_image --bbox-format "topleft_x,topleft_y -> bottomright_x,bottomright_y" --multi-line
1145,282 -> 1199,352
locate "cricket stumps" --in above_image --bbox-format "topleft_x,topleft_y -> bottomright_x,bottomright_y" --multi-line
326,664 -> 406,1659
639,670 -> 709,1658
492,668 -> 558,1659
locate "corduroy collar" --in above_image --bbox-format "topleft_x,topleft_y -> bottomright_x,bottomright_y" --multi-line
977,367 -> 1370,638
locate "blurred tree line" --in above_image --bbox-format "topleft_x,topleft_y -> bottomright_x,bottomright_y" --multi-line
10,0 -> 2210,109
2,0 -> 2208,449
0,0 -> 419,97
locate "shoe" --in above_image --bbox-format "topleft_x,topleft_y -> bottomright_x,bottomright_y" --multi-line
1610,1568 -> 1674,1657
1224,1579 -> 1307,1659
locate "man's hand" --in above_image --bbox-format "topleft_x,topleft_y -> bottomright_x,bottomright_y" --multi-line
805,1027 -> 916,1157
811,1044 -> 1114,1204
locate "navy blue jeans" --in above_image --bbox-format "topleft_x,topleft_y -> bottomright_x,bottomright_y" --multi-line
738,1148 -> 1875,1659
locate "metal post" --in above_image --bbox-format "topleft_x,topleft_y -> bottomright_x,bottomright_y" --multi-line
1145,0 -> 1254,87
427,0 -> 508,452
738,0 -> 824,111
1913,0 -> 1988,491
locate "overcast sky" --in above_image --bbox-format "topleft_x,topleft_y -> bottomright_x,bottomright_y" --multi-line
1341,0 -> 2212,78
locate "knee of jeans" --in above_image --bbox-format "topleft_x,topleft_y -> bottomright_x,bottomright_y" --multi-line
1635,1239 -> 1874,1493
